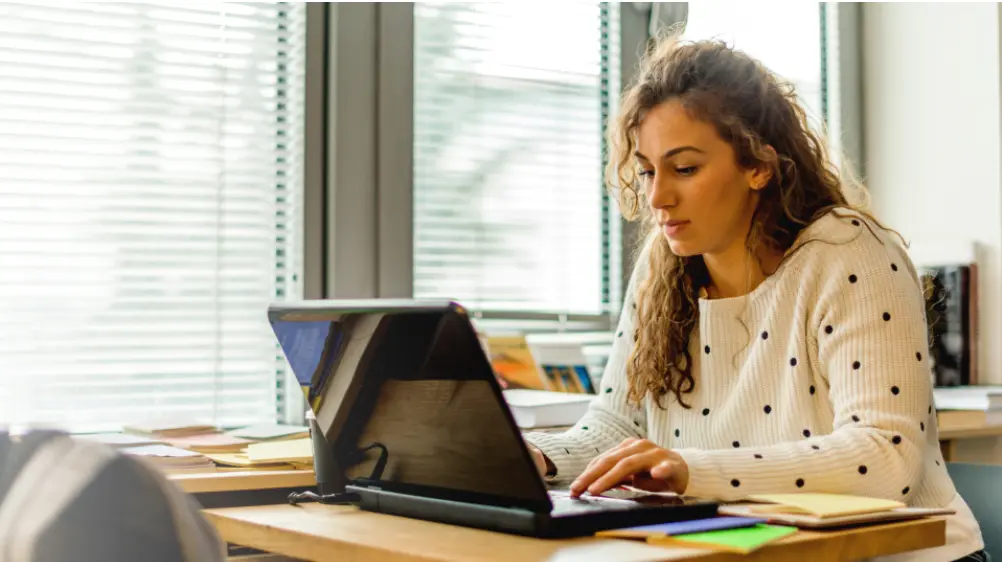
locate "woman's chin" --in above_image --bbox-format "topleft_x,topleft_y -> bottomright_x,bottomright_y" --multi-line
664,236 -> 699,257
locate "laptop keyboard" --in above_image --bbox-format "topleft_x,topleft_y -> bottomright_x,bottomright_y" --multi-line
548,491 -> 637,514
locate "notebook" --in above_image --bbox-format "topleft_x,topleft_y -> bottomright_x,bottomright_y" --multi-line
244,437 -> 313,464
595,516 -> 764,539
743,493 -> 906,518
647,524 -> 798,554
163,433 -> 253,454
225,423 -> 309,441
719,493 -> 954,529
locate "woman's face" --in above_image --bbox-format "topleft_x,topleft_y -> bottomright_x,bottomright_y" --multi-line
635,99 -> 770,258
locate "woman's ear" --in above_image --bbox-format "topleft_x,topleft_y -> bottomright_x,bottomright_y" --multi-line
747,145 -> 777,191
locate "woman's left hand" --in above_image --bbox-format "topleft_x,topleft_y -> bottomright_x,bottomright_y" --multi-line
569,438 -> 689,497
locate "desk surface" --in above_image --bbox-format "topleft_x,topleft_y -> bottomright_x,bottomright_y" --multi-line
204,503 -> 946,562
169,469 -> 315,494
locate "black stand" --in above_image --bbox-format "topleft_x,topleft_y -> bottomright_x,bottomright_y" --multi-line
287,417 -> 387,506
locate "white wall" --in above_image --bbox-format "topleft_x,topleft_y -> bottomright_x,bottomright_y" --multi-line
862,3 -> 1002,386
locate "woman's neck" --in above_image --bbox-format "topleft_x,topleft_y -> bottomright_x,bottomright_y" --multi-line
702,243 -> 784,299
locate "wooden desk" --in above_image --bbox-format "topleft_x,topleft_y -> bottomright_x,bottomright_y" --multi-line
204,503 -> 946,562
937,414 -> 1002,461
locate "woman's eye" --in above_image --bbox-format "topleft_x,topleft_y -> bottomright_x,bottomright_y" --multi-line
638,169 -> 655,179
676,166 -> 698,177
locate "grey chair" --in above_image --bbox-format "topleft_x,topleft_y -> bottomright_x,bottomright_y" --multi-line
947,462 -> 1002,558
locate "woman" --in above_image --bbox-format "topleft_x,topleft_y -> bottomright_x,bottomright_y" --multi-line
523,37 -> 985,561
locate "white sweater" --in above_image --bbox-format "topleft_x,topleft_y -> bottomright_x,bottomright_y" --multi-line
525,209 -> 983,561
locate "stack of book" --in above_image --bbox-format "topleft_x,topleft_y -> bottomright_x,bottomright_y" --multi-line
934,385 -> 1002,427
76,421 -> 314,474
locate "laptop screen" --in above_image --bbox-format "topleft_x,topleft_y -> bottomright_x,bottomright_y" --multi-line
270,302 -> 549,508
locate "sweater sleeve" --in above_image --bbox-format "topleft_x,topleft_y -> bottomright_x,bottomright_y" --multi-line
676,224 -> 931,501
522,240 -> 653,483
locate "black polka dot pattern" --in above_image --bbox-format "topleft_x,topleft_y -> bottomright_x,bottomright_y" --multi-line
704,345 -> 710,355
858,465 -> 868,475
809,385 -> 816,395
811,445 -> 820,451
790,357 -> 798,367
796,478 -> 805,488
675,429 -> 680,437
582,426 -> 588,430
902,486 -> 910,495
604,388 -> 613,394
761,331 -> 769,340
891,263 -> 899,272
852,219 -> 860,226
763,405 -> 772,414
824,325 -> 833,335
731,479 -> 740,488
921,422 -> 925,432
617,331 -> 623,337
803,429 -> 811,438
702,408 -> 710,416
891,386 -> 900,395
883,312 -> 891,322
564,448 -> 570,454
936,460 -> 941,466
754,454 -> 763,459
852,415 -> 860,423
917,352 -> 923,361
892,435 -> 902,445
853,361 -> 861,370
732,441 -> 740,448
849,274 -> 858,284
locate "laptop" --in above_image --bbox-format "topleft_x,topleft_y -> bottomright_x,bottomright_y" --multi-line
268,299 -> 718,538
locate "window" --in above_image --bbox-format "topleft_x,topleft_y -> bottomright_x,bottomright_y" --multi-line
681,2 -> 825,130
0,2 -> 306,431
412,2 -> 618,318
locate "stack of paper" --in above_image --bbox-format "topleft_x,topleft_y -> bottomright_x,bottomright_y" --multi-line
74,432 -> 166,449
503,389 -> 594,428
719,493 -> 954,528
122,421 -> 217,438
121,444 -> 217,474
225,423 -> 309,442
245,437 -> 313,464
162,433 -> 253,454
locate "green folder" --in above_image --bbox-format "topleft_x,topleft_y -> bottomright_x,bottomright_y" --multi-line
650,523 -> 798,553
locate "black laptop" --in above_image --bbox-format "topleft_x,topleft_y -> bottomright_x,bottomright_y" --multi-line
268,299 -> 718,538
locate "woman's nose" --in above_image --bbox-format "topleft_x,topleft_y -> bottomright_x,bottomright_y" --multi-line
647,175 -> 677,210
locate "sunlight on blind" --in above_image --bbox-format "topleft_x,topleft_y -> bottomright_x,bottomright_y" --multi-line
413,2 -> 614,316
0,2 -> 305,431
682,1 -> 823,129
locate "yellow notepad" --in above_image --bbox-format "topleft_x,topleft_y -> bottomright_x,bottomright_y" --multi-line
245,437 -> 314,463
744,493 -> 906,518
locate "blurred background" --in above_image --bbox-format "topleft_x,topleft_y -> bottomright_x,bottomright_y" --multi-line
0,2 -> 997,463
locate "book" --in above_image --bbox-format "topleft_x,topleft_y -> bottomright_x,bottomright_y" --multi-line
934,385 -> 1002,411
122,421 -> 217,438
719,504 -> 955,529
244,437 -> 314,464
938,408 -> 1002,428
485,335 -> 549,390
225,423 -> 309,442
742,493 -> 905,518
595,516 -> 764,539
922,264 -> 978,386
502,389 -> 594,429
647,523 -> 798,554
205,452 -> 300,470
163,432 -> 253,454
120,444 -> 217,473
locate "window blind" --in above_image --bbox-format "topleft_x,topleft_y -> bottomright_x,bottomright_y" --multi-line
412,2 -> 617,317
0,2 -> 305,431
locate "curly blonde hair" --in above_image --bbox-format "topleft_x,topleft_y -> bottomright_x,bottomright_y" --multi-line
607,37 -> 868,409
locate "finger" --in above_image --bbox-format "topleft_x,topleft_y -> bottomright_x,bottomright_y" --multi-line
587,449 -> 666,496
629,473 -> 674,493
650,460 -> 673,480
571,440 -> 654,496
582,437 -> 639,472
